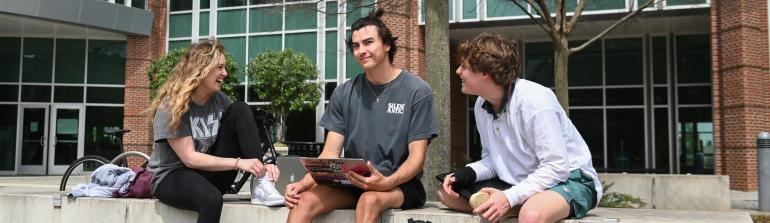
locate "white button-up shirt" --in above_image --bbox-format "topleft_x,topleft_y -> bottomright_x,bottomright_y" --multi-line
468,79 -> 602,207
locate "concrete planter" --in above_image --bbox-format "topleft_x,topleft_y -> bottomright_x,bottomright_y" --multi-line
599,173 -> 730,210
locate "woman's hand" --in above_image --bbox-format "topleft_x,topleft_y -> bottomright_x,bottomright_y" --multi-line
264,164 -> 280,181
236,158 -> 265,178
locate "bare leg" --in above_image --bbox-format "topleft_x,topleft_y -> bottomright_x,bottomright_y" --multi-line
355,188 -> 405,223
435,188 -> 473,212
286,185 -> 357,223
517,190 -> 570,223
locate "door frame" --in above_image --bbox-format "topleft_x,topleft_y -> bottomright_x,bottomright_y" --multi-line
48,104 -> 85,175
16,104 -> 50,175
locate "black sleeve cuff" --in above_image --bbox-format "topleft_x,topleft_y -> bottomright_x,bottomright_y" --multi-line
452,166 -> 477,188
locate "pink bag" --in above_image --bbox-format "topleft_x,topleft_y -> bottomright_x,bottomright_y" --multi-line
116,167 -> 155,198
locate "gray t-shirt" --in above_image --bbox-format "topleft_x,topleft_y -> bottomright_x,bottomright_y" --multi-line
148,91 -> 232,193
319,70 -> 437,180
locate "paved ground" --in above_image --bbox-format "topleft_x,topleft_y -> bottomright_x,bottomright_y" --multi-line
0,176 -> 762,223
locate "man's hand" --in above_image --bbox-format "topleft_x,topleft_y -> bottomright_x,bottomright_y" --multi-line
473,188 -> 512,223
440,173 -> 460,198
347,161 -> 395,191
236,158 -> 265,178
284,180 -> 310,209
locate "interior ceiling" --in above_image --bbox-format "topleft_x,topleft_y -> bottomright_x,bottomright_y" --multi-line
0,12 -> 125,39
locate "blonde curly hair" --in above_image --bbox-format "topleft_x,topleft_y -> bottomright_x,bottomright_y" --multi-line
146,39 -> 227,130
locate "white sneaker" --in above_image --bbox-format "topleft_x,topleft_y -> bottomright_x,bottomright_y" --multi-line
250,175 -> 284,206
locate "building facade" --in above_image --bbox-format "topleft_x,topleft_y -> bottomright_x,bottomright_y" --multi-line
0,0 -> 767,191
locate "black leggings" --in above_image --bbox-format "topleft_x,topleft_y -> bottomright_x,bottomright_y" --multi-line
155,102 -> 264,223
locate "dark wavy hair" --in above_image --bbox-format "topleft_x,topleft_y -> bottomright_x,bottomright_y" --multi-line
456,32 -> 520,86
346,9 -> 399,63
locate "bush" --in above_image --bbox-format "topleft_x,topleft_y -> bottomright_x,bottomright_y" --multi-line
598,181 -> 647,208
247,49 -> 322,143
147,48 -> 241,100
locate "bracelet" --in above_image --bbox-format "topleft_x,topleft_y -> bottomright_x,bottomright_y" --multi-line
234,157 -> 241,170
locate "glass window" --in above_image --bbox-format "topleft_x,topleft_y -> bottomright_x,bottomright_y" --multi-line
0,105 -> 17,171
487,0 -> 526,17
131,0 -> 145,9
652,36 -> 667,84
346,0 -> 376,26
584,0 -> 624,11
248,35 -> 281,61
570,109 -> 604,169
217,9 -> 246,35
21,85 -> 51,102
0,37 -> 21,82
202,0 -> 210,9
654,108 -> 670,173
677,86 -> 711,105
0,85 -> 17,102
568,89 -> 602,106
462,0 -> 477,20
605,38 -> 643,85
87,87 -> 124,104
325,82 -> 337,101
678,107 -> 713,174
220,37 -> 246,81
88,40 -> 126,85
219,0 -> 247,7
286,4 -> 317,30
284,109 -> 317,142
22,38 -> 54,83
524,42 -> 554,87
568,40 -> 602,86
200,12 -> 210,36
168,40 -> 190,51
169,13 -> 192,38
326,2 -> 338,28
667,0 -> 707,6
654,87 -> 667,105
606,88 -> 643,106
249,6 -> 283,33
54,86 -> 84,103
325,31 -> 337,80
676,34 -> 710,84
85,106 -> 123,159
170,0 -> 193,11
285,32 -> 317,63
606,108 -> 645,172
535,1 -> 576,14
55,39 -> 86,84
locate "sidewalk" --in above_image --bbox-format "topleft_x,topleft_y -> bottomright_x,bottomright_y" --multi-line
0,176 -> 756,223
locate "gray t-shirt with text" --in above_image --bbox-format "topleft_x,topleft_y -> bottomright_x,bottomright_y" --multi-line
148,91 -> 232,193
319,70 -> 437,181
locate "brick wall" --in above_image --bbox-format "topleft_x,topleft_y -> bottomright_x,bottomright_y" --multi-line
380,0 -> 425,78
712,0 -> 770,191
123,0 -> 167,167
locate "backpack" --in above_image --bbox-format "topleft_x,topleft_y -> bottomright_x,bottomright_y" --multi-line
116,166 -> 155,198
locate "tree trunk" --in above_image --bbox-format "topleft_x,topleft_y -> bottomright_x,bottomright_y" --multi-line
274,111 -> 288,143
424,0 -> 450,201
553,38 -> 570,115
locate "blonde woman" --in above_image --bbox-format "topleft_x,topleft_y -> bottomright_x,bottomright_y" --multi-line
146,39 -> 283,223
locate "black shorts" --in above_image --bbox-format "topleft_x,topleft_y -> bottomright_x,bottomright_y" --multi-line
345,177 -> 426,210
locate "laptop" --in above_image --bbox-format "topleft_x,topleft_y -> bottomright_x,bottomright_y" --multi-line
275,156 -> 308,195
299,157 -> 369,186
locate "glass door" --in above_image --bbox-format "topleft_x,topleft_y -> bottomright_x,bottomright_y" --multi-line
18,105 -> 49,175
48,105 -> 84,174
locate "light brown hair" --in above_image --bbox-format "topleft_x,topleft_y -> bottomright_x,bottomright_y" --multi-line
456,32 -> 520,86
145,39 -> 226,130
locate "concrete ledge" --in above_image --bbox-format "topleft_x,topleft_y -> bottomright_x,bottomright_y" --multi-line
0,194 -> 751,223
599,173 -> 730,210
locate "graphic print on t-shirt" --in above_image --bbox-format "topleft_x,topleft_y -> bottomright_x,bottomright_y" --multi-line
189,111 -> 223,153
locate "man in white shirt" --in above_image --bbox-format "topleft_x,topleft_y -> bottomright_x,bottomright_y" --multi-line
436,32 -> 602,223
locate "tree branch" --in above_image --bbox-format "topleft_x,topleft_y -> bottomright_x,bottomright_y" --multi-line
565,0 -> 587,34
555,0 -> 564,33
529,0 -> 555,30
509,0 -> 556,39
570,0 -> 657,53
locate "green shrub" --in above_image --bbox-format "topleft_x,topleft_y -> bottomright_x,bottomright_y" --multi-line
147,48 -> 241,100
599,181 -> 647,208
247,49 -> 322,143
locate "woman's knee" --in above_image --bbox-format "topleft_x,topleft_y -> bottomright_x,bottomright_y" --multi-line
225,101 -> 252,117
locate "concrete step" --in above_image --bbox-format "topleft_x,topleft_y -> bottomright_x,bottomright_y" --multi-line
0,194 -> 753,223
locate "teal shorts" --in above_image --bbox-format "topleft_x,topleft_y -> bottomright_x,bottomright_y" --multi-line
548,169 -> 598,219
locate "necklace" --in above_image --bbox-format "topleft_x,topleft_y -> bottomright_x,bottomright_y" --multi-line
365,78 -> 390,103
